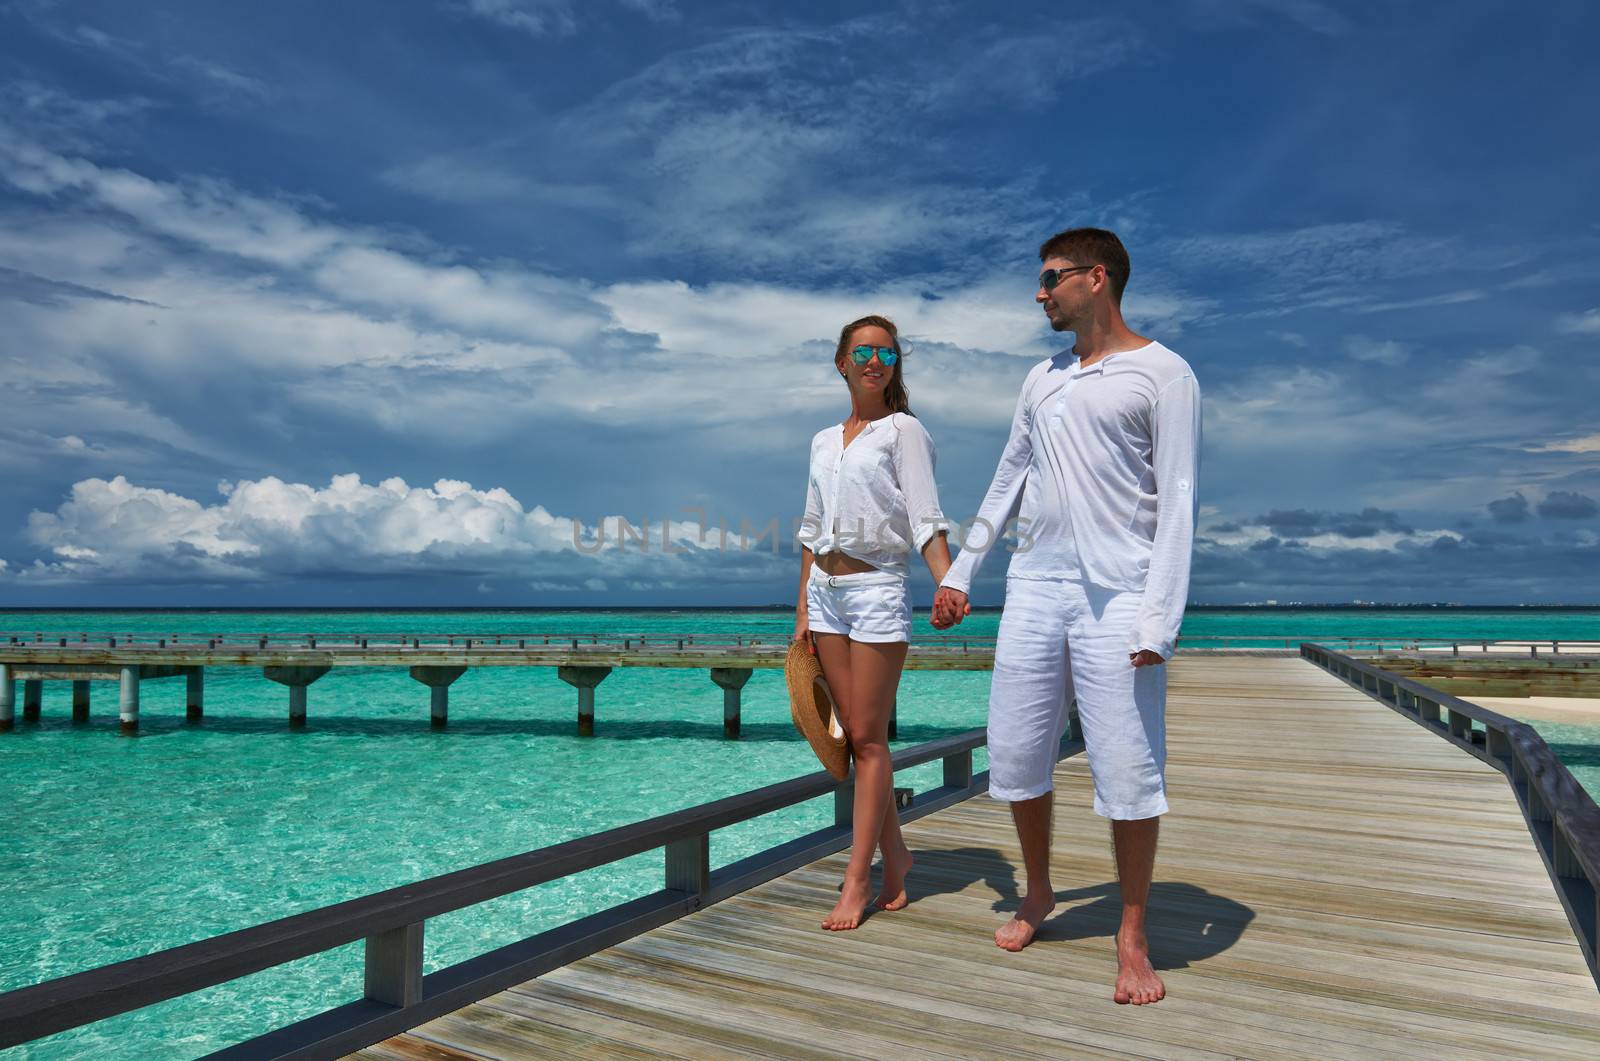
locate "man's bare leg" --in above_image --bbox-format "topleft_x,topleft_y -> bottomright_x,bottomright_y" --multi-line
995,792 -> 1056,950
1111,817 -> 1165,1004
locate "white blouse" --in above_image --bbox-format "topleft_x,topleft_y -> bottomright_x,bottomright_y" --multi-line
798,412 -> 947,576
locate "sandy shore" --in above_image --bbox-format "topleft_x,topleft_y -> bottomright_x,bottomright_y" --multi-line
1467,695 -> 1600,725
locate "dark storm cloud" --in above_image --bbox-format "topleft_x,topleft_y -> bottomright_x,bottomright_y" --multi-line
1252,508 -> 1412,540
1487,492 -> 1530,523
1538,491 -> 1599,520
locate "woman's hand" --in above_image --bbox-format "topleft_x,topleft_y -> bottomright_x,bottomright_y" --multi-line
793,612 -> 815,654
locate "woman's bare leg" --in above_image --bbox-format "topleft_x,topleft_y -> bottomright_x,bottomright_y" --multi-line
821,638 -> 908,930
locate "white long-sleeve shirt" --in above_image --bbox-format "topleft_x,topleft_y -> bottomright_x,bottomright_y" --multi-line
942,341 -> 1201,660
798,412 -> 947,577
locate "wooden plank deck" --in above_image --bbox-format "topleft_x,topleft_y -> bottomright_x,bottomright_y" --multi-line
353,656 -> 1600,1060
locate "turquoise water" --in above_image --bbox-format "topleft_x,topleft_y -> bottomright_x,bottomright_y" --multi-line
2,608 -> 1597,1059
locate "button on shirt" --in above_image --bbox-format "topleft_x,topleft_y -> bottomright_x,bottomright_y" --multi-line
942,341 -> 1201,660
800,412 -> 947,577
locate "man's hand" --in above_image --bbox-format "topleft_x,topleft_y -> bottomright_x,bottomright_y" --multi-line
1129,649 -> 1164,668
931,587 -> 971,629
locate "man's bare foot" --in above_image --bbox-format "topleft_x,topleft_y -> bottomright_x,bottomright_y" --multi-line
822,874 -> 873,931
875,844 -> 914,911
1113,932 -> 1166,1004
994,890 -> 1056,951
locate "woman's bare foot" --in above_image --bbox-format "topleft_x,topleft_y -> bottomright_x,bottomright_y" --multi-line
1113,932 -> 1166,1004
874,844 -> 914,911
994,890 -> 1056,951
822,874 -> 874,931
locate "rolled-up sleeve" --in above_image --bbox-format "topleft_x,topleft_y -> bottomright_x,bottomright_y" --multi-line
893,415 -> 947,554
942,382 -> 1033,595
797,437 -> 825,550
1132,373 -> 1201,660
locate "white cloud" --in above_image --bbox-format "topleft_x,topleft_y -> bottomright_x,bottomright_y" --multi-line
11,474 -> 786,585
1342,334 -> 1411,365
1526,433 -> 1600,455
450,0 -> 577,37
1556,308 -> 1600,335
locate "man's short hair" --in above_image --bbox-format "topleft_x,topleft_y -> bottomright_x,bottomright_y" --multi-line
1039,227 -> 1130,304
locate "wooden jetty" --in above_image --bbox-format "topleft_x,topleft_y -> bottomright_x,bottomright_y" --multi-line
5,630 -> 1589,738
0,631 -> 997,737
346,652 -> 1600,1060
0,649 -> 1596,1058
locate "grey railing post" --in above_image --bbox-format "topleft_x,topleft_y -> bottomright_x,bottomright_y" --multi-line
943,748 -> 973,789
1487,725 -> 1511,764
410,666 -> 469,728
0,664 -> 13,732
1419,697 -> 1440,725
1448,708 -> 1471,741
119,666 -> 141,735
558,666 -> 612,736
72,680 -> 91,723
363,922 -> 423,1008
709,667 -> 752,739
186,668 -> 204,722
665,833 -> 710,895
834,780 -> 855,828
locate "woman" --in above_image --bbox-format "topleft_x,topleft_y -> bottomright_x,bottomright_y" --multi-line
795,314 -> 952,931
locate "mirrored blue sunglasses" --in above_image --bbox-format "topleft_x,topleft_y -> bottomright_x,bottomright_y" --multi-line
849,344 -> 899,366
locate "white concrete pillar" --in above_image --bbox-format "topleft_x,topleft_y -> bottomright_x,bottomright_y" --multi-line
119,666 -> 141,735
0,664 -> 14,732
410,665 -> 468,728
709,667 -> 752,739
557,666 -> 612,737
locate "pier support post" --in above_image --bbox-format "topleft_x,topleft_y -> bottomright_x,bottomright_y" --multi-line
0,664 -> 13,732
557,666 -> 612,737
264,666 -> 331,729
186,668 -> 204,722
22,679 -> 41,722
709,667 -> 752,739
410,666 -> 469,728
889,695 -> 897,741
119,666 -> 141,735
72,680 -> 90,722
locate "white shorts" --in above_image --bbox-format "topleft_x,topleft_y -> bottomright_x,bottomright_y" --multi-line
806,566 -> 912,644
987,576 -> 1168,819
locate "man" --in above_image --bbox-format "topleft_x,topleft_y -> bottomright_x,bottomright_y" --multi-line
932,227 -> 1200,1006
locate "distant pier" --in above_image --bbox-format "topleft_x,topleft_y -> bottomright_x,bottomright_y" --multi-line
2,632 -> 1593,736
0,629 -> 1000,737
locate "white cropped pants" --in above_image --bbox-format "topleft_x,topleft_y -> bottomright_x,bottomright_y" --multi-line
987,576 -> 1169,819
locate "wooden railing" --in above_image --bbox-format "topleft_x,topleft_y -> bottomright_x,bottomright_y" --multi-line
1301,643 -> 1600,984
10,629 -> 1596,653
0,722 -> 1082,1057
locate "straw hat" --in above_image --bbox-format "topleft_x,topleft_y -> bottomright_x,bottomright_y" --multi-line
785,640 -> 850,779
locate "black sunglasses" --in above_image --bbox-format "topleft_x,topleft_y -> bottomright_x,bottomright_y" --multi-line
1038,265 -> 1095,291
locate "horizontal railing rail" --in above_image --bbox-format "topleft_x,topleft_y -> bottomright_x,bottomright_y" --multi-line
8,630 -> 1596,653
0,721 -> 1082,1057
1301,643 -> 1600,985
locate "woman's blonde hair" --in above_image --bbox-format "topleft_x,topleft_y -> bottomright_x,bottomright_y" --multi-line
834,314 -> 913,416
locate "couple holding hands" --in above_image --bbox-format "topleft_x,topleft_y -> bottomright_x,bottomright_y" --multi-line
791,227 -> 1201,1006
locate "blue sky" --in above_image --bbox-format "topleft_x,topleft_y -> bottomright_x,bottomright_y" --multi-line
1,0 -> 1597,606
